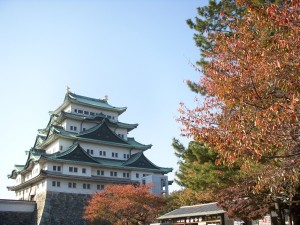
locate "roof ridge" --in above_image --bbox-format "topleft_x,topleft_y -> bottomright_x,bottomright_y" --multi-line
69,92 -> 107,103
180,202 -> 218,208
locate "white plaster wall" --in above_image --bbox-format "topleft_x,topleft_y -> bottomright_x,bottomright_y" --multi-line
31,164 -> 41,178
111,127 -> 128,140
62,120 -> 67,130
80,142 -> 131,160
91,167 -> 107,176
24,172 -> 32,182
81,121 -> 98,131
140,174 -> 169,195
65,119 -> 81,133
45,140 -> 60,154
62,163 -> 92,177
47,162 -> 63,172
0,200 -> 36,212
64,105 -> 72,113
131,149 -> 143,155
45,139 -> 72,154
15,174 -> 23,185
46,177 -> 106,194
70,103 -> 119,121
36,180 -> 47,194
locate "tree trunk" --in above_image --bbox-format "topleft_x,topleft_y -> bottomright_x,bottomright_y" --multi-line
275,202 -> 285,225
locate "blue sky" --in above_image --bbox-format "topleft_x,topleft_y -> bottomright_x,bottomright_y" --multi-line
0,0 -> 206,198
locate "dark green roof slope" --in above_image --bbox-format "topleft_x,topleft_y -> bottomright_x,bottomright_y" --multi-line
53,92 -> 127,115
158,203 -> 225,220
39,121 -> 151,150
123,152 -> 172,173
9,143 -> 170,178
57,111 -> 138,131
44,143 -> 99,163
78,119 -> 128,144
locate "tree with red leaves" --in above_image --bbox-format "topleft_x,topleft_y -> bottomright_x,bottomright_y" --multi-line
84,184 -> 165,225
180,1 -> 300,224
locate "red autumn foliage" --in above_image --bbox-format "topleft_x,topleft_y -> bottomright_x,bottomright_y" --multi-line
84,184 -> 165,225
179,0 -> 300,200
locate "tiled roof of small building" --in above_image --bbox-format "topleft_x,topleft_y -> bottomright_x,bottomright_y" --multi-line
158,202 -> 225,220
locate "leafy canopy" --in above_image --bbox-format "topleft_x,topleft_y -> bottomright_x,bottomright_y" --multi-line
180,0 -> 300,202
84,184 -> 165,225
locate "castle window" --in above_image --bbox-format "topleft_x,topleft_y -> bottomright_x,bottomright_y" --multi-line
82,128 -> 86,131
68,182 -> 76,188
52,181 -> 60,187
82,168 -> 86,174
78,110 -> 83,114
110,171 -> 117,177
70,126 -> 74,131
124,154 -> 130,159
103,151 -> 106,156
97,170 -> 104,176
97,184 -> 104,190
60,145 -> 63,151
53,166 -> 61,172
69,167 -> 78,173
84,111 -> 89,115
90,149 -> 94,155
99,151 -> 102,156
90,112 -> 95,116
83,183 -> 91,189
74,109 -> 77,113
123,172 -> 129,178
112,152 -> 114,157
142,180 -> 146,185
136,173 -> 139,178
74,126 -> 77,131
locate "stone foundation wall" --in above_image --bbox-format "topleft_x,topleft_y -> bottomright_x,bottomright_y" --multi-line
0,211 -> 35,225
35,191 -> 91,225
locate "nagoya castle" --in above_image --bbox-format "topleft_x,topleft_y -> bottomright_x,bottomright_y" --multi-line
7,88 -> 172,225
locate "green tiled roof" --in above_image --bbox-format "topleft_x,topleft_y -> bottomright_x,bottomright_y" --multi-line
57,111 -> 138,131
53,92 -> 127,115
39,121 -> 151,151
45,143 -> 99,163
78,119 -> 128,144
123,152 -> 172,173
9,143 -> 171,178
14,165 -> 25,171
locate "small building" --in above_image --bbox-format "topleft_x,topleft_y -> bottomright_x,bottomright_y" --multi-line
155,202 -> 234,225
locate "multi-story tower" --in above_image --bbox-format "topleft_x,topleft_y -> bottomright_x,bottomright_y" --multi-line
7,89 -> 172,225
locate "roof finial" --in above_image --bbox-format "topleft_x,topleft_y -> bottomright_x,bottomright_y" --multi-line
103,95 -> 108,102
66,86 -> 71,93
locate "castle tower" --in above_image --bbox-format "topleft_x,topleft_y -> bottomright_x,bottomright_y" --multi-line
7,90 -> 172,225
